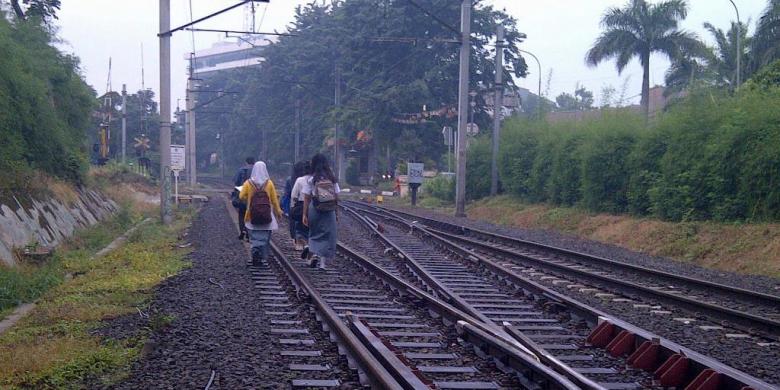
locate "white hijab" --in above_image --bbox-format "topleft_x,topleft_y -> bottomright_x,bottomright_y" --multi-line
250,161 -> 270,186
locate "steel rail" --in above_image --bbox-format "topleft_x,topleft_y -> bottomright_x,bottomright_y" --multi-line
427,226 -> 780,338
365,202 -> 780,309
267,240 -> 404,389
336,240 -> 586,390
341,205 -> 603,390
347,202 -> 778,390
348,202 -> 780,337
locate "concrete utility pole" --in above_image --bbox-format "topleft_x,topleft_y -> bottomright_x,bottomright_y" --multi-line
491,26 -> 504,197
334,64 -> 343,182
295,89 -> 301,163
121,84 -> 127,164
186,58 -> 197,186
159,0 -> 172,224
454,0 -> 472,217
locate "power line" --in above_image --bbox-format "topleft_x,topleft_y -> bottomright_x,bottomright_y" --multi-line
405,0 -> 460,37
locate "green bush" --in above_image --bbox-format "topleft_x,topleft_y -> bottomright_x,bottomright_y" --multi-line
485,85 -> 780,222
0,16 -> 95,187
465,137 -> 492,200
423,175 -> 454,202
346,159 -> 360,186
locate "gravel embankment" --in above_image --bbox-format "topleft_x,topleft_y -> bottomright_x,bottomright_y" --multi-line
387,204 -> 780,295
107,199 -> 358,388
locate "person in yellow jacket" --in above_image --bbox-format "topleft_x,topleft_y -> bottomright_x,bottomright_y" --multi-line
238,161 -> 283,266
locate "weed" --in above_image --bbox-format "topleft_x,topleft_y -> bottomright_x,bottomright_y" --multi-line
0,211 -> 192,388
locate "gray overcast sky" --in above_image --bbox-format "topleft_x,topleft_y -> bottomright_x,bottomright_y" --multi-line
55,0 -> 767,119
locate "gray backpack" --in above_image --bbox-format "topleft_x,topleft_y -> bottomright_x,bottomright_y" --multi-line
313,179 -> 338,211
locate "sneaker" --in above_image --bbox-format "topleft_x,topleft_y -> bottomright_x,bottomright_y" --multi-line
238,231 -> 245,241
309,255 -> 319,268
300,246 -> 310,259
251,251 -> 262,267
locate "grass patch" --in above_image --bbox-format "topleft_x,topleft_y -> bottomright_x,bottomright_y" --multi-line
460,196 -> 780,278
0,210 -> 192,389
0,213 -> 138,314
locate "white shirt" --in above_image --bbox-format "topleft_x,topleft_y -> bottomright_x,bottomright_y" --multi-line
301,176 -> 341,196
290,175 -> 310,203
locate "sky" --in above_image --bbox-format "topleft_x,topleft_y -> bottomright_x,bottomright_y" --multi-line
54,0 -> 769,119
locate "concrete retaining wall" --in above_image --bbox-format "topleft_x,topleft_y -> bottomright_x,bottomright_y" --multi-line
0,189 -> 117,266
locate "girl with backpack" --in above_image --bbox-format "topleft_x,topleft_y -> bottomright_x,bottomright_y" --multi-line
238,161 -> 283,266
302,153 -> 339,269
289,160 -> 312,251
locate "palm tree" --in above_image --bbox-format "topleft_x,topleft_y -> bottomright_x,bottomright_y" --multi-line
665,21 -> 749,93
586,0 -> 705,119
703,21 -> 751,87
751,0 -> 780,70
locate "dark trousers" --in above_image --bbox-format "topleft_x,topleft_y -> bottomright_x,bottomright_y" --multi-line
237,204 -> 247,234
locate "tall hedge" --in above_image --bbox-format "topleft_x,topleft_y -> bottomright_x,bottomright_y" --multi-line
485,85 -> 780,222
0,16 -> 95,188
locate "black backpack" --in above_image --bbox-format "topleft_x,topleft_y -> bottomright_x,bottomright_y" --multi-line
231,167 -> 251,208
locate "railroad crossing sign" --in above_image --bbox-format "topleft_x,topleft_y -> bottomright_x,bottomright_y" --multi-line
134,135 -> 150,157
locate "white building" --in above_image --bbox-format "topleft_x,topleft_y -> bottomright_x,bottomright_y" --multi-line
187,35 -> 276,77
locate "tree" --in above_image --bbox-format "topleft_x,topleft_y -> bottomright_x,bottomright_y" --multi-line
586,0 -> 705,120
198,0 -> 529,176
6,0 -> 60,21
555,85 -> 594,111
665,21 -> 750,94
751,0 -> 780,70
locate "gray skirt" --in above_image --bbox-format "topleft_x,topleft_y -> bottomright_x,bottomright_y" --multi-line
307,206 -> 337,260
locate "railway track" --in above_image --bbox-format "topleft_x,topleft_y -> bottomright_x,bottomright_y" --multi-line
220,189 -> 582,388
269,225 -> 590,389
342,201 -> 778,390
358,203 -> 780,335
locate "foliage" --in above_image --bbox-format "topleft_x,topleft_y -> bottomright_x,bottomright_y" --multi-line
423,175 -> 454,203
747,59 -> 780,89
487,86 -> 780,222
346,158 -> 360,186
751,0 -> 780,71
0,213 -> 191,388
666,21 -> 750,94
586,0 -> 706,117
465,137 -> 492,200
555,85 -> 594,111
192,1 -> 528,176
0,13 -> 95,186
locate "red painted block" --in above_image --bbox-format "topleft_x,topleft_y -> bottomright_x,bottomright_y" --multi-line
606,330 -> 636,357
685,369 -> 722,390
627,341 -> 660,371
586,321 -> 615,348
655,354 -> 690,387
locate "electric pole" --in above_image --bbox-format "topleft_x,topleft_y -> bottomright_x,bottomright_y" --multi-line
454,0 -> 472,217
491,26 -> 504,196
334,63 -> 343,182
295,88 -> 301,163
186,55 -> 197,187
159,0 -> 172,224
121,84 -> 127,165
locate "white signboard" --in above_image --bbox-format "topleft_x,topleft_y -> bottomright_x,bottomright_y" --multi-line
466,123 -> 479,136
170,145 -> 186,171
407,163 -> 424,184
442,126 -> 454,146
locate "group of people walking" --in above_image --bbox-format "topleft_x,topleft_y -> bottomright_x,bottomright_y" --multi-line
232,153 -> 339,269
